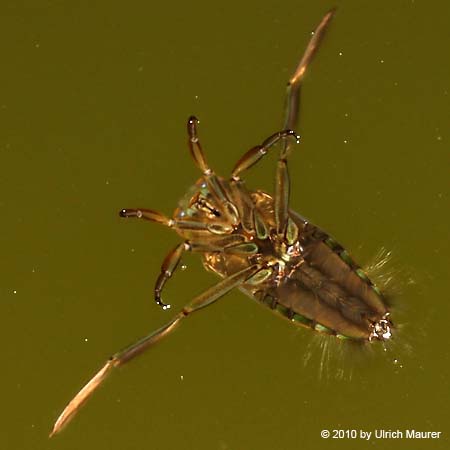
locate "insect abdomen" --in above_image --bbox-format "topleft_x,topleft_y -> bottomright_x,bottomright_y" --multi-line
264,217 -> 390,341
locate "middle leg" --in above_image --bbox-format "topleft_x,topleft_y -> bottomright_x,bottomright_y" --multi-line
231,130 -> 299,241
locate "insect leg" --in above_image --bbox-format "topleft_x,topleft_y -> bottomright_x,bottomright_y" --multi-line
187,115 -> 210,174
119,208 -> 174,226
230,129 -> 299,180
49,264 -> 261,438
187,116 -> 239,225
275,154 -> 290,237
275,10 -> 335,238
154,242 -> 190,310
227,181 -> 256,234
191,240 -> 259,255
119,208 -> 229,235
230,130 -> 299,240
284,9 -> 335,130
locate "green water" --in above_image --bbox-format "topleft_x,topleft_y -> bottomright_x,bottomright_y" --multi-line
1,1 -> 449,449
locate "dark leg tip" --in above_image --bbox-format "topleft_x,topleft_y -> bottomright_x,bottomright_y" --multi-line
187,116 -> 200,137
156,297 -> 171,311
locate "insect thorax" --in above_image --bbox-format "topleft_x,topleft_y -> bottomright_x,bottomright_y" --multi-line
173,176 -> 302,275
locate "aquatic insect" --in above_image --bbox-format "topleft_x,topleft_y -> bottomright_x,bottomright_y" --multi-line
50,9 -> 393,437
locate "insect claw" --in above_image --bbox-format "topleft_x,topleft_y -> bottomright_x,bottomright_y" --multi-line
187,116 -> 200,140
188,115 -> 199,125
119,208 -> 142,218
155,297 -> 171,311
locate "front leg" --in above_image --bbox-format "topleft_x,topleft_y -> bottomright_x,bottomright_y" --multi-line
154,242 -> 190,310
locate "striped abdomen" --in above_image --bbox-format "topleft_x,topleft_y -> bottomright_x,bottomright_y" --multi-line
262,214 -> 392,341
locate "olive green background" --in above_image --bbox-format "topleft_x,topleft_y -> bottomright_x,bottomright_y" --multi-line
1,1 -> 448,449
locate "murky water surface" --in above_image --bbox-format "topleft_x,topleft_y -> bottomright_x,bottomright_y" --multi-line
1,1 -> 448,449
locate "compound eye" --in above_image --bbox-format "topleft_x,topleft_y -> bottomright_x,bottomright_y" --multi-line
196,196 -> 221,218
